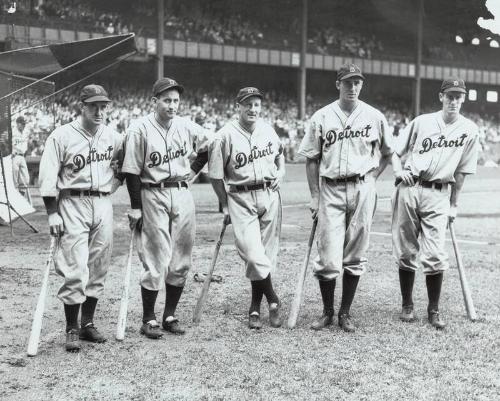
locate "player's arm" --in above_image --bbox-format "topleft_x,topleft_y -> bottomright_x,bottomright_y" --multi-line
305,158 -> 320,220
208,132 -> 230,224
448,172 -> 466,223
38,133 -> 64,236
189,151 -> 208,183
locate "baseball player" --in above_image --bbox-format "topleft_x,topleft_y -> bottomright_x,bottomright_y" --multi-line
392,77 -> 479,329
38,84 -> 124,352
11,115 -> 31,195
209,87 -> 285,330
122,77 -> 210,339
298,64 -> 398,332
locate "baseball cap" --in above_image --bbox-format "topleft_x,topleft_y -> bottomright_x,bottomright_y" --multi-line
236,87 -> 263,104
16,116 -> 26,124
337,63 -> 365,81
79,84 -> 110,103
152,77 -> 184,97
440,77 -> 467,94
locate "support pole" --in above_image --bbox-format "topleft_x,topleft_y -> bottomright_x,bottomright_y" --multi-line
298,0 -> 307,120
157,0 -> 165,79
414,0 -> 424,117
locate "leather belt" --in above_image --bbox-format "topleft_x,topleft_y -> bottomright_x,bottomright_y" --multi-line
68,190 -> 109,197
324,175 -> 365,185
143,180 -> 188,189
229,182 -> 272,192
395,177 -> 449,191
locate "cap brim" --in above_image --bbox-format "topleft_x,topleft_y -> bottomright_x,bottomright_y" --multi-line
442,87 -> 466,94
154,84 -> 184,96
237,93 -> 263,104
339,72 -> 365,81
82,96 -> 111,103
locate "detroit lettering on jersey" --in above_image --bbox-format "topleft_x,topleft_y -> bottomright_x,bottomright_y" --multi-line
235,142 -> 274,169
324,125 -> 372,149
147,141 -> 188,168
73,146 -> 114,172
419,133 -> 467,154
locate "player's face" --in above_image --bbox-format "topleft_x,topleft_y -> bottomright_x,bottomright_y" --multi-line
439,92 -> 465,116
154,89 -> 180,121
16,122 -> 25,132
337,78 -> 363,103
237,96 -> 262,125
81,101 -> 109,126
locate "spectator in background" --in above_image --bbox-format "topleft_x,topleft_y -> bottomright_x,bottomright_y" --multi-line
11,115 -> 31,192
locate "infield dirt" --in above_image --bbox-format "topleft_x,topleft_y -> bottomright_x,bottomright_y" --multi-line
1,165 -> 499,401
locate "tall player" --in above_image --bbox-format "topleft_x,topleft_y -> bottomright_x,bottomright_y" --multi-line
209,87 -> 285,329
38,84 -> 124,352
392,77 -> 479,329
122,77 -> 210,339
298,64 -> 400,332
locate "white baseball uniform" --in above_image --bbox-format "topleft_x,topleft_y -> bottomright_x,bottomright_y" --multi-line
11,124 -> 30,189
121,113 -> 209,289
299,100 -> 394,280
208,119 -> 283,281
392,111 -> 479,274
38,119 -> 124,304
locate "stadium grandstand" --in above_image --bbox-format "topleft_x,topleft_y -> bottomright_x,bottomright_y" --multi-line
0,0 -> 499,181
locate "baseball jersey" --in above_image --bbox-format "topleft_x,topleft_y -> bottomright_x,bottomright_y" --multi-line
208,119 -> 283,186
38,120 -> 124,197
12,125 -> 29,155
298,100 -> 393,178
121,113 -> 209,183
397,111 -> 479,182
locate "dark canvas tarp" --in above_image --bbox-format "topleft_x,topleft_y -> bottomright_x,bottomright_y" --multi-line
0,34 -> 137,76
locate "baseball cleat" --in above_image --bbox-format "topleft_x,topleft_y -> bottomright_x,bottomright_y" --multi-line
140,320 -> 163,339
310,310 -> 334,330
269,302 -> 282,328
338,313 -> 356,333
65,329 -> 81,352
162,317 -> 186,335
400,305 -> 417,322
79,323 -> 107,343
248,312 -> 263,330
428,310 -> 446,330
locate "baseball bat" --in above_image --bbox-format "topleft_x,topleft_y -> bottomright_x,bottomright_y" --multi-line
193,220 -> 228,324
287,218 -> 318,329
115,227 -> 136,341
449,222 -> 477,321
27,237 -> 57,357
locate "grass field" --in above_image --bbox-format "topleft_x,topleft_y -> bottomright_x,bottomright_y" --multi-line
0,165 -> 499,401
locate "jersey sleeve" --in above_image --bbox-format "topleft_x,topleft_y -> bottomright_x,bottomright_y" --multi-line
38,131 -> 62,197
456,128 -> 479,175
208,132 -> 226,180
395,118 -> 417,157
121,123 -> 145,175
298,113 -> 322,160
378,113 -> 394,156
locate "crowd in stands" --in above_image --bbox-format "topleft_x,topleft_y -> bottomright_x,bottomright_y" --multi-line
10,87 -> 500,165
310,27 -> 384,58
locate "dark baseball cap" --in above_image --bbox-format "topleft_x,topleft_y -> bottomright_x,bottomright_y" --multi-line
440,77 -> 467,94
152,77 -> 184,97
337,63 -> 365,81
236,87 -> 263,104
80,84 -> 110,103
16,116 -> 26,124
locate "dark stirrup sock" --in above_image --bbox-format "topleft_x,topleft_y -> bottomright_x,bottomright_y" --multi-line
339,273 -> 360,315
81,296 -> 98,327
141,286 -> 159,323
318,279 -> 336,314
249,280 -> 264,314
64,303 -> 80,332
399,269 -> 416,307
426,273 -> 443,311
163,284 -> 184,321
260,273 -> 279,305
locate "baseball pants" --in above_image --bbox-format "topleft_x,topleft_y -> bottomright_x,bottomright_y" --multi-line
228,188 -> 282,281
313,176 -> 377,280
55,194 -> 113,304
136,187 -> 195,290
392,183 -> 450,275
12,155 -> 30,189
